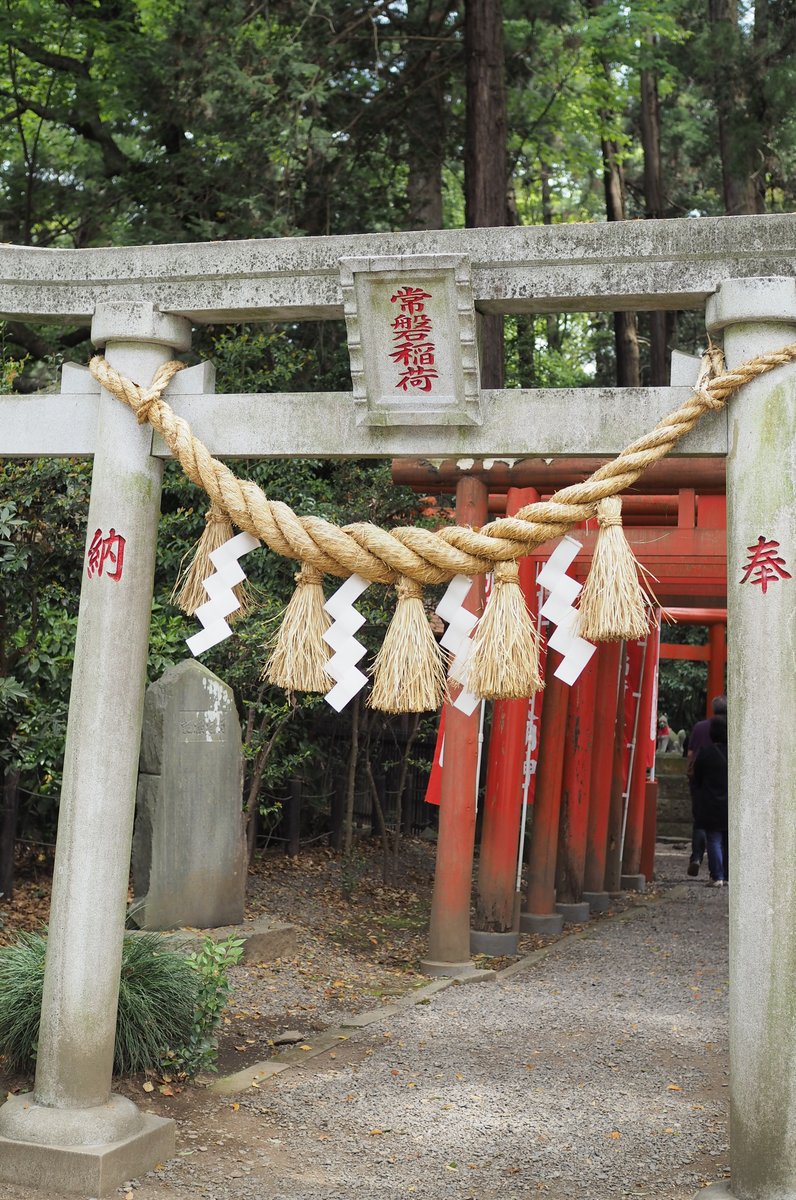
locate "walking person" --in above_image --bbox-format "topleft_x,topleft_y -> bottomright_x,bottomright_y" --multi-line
692,715 -> 729,887
686,695 -> 727,877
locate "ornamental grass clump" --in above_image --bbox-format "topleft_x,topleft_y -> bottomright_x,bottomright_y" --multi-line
0,931 -> 201,1076
115,933 -> 200,1075
0,932 -> 45,1074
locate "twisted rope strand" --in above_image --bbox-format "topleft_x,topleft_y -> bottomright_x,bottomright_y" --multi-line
89,342 -> 796,584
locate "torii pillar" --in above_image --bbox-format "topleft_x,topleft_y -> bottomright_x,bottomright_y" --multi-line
701,277 -> 796,1200
423,476 -> 488,975
471,486 -> 540,956
0,303 -> 187,1194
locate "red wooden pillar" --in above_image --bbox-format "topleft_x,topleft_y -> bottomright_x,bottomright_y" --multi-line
554,653 -> 598,921
472,487 -> 540,953
583,641 -> 623,909
621,631 -> 658,887
706,621 -> 727,714
640,780 -> 658,881
520,655 -> 570,935
604,643 -> 627,895
424,477 -> 488,973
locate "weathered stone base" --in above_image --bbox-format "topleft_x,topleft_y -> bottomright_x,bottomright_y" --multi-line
469,928 -> 519,956
129,914 -> 298,963
582,890 -> 612,913
519,911 -> 564,935
691,1184 -> 733,1199
621,873 -> 646,893
0,1113 -> 174,1197
419,958 -> 476,978
555,901 -> 591,925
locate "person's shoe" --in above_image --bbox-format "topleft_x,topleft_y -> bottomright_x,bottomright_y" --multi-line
687,861 -> 700,877
706,879 -> 725,888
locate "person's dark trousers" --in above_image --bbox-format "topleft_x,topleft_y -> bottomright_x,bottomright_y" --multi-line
688,826 -> 707,874
706,830 -> 728,883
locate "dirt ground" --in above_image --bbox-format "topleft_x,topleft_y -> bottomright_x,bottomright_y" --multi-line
0,836 -> 545,1082
0,839 -> 725,1200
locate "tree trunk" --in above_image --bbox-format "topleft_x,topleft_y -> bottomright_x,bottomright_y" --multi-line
245,708 -> 292,865
285,778 -> 301,858
343,695 -> 360,855
588,0 -> 640,387
640,40 -> 668,385
597,134 -> 639,385
392,713 -> 421,876
365,758 -> 393,883
405,1 -> 450,229
1,768 -> 18,902
540,161 -> 562,355
329,775 -> 345,851
710,0 -> 765,215
465,0 -> 506,388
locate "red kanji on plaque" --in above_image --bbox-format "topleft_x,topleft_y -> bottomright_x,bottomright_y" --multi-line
389,285 -> 437,393
87,527 -> 126,582
390,286 -> 431,315
739,535 -> 792,594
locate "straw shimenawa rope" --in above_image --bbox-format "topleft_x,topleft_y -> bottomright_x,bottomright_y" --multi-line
88,343 -> 796,586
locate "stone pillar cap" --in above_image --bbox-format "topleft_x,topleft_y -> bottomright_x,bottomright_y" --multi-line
706,276 -> 796,334
91,301 -> 192,350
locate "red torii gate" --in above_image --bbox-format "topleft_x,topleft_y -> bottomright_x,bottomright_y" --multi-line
397,458 -> 728,954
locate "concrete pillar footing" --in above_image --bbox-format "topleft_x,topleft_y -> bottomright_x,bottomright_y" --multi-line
469,928 -> 520,956
0,1094 -> 174,1197
419,958 -> 476,978
621,873 -> 646,893
555,901 -> 591,925
690,1185 -> 734,1199
519,911 -> 565,935
582,890 -> 612,914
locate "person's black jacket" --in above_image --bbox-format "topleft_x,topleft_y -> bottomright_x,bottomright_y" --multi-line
692,743 -> 728,832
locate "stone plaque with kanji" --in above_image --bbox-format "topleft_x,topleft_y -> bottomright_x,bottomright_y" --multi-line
340,253 -> 481,426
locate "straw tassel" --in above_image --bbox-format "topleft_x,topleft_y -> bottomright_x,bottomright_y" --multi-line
172,503 -> 252,618
369,577 -> 447,713
263,563 -> 332,692
576,496 -> 650,641
468,562 -> 544,700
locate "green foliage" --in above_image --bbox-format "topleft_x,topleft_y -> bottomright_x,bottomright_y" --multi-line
3,1 -> 795,846
165,935 -> 245,1078
0,933 -> 44,1074
657,623 -> 710,733
0,932 -> 199,1077
114,935 -> 200,1076
1,459 -> 91,835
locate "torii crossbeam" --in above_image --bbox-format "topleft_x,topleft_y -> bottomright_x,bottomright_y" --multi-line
1,217 -> 795,1200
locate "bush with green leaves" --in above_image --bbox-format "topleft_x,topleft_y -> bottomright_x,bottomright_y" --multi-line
165,934 -> 245,1078
0,931 -> 242,1079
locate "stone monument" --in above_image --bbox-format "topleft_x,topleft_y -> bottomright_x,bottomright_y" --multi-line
132,658 -> 246,930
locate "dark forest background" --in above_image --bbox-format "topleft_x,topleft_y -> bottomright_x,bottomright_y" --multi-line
1,1 -> 790,855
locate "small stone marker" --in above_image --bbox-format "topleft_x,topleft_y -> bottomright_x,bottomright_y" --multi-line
133,658 -> 246,930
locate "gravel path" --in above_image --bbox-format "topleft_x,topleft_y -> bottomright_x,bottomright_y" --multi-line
1,848 -> 730,1200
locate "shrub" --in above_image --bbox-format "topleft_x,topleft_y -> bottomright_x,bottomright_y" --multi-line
164,934 -> 245,1078
0,931 -> 241,1078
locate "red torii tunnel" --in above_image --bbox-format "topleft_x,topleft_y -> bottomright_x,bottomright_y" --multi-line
395,459 -> 728,964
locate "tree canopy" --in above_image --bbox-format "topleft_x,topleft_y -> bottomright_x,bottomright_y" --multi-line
1,1 -> 792,840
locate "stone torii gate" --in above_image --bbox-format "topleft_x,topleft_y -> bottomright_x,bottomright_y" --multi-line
1,217 -> 795,1200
